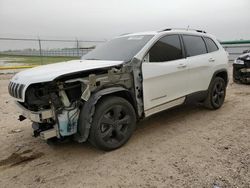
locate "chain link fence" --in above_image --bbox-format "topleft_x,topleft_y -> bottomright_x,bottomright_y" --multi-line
0,37 -> 106,66
1,37 -> 250,66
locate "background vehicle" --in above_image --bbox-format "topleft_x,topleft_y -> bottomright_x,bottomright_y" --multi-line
242,49 -> 250,54
9,29 -> 228,150
233,52 -> 250,84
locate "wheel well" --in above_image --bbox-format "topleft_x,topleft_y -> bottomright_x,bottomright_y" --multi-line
215,71 -> 228,85
100,91 -> 137,116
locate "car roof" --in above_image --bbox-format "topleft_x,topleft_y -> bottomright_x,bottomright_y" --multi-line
119,29 -> 214,38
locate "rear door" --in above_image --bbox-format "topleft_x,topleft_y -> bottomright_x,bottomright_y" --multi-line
181,35 -> 213,93
142,34 -> 188,116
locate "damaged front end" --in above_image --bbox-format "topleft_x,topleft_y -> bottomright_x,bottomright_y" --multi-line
10,65 -> 135,142
15,80 -> 82,140
233,53 -> 250,84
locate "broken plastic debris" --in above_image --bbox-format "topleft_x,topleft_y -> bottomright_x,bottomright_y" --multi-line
11,129 -> 22,133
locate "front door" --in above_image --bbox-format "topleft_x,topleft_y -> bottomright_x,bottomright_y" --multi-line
142,34 -> 189,116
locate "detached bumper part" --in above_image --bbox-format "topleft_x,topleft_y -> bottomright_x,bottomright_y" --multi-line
40,128 -> 57,140
31,122 -> 59,140
15,102 -> 54,123
15,103 -> 58,140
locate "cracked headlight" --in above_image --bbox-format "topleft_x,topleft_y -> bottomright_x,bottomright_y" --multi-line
234,59 -> 244,65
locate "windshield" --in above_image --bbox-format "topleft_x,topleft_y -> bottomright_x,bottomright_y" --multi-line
82,35 -> 153,61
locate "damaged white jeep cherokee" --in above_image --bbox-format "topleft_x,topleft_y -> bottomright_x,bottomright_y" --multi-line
9,29 -> 228,151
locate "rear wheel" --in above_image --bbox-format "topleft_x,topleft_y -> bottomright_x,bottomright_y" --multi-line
204,77 -> 226,110
88,96 -> 136,151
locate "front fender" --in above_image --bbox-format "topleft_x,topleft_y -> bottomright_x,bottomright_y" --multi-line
75,86 -> 127,143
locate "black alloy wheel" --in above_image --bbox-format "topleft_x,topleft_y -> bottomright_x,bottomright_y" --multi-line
88,96 -> 136,151
211,78 -> 226,108
204,77 -> 226,110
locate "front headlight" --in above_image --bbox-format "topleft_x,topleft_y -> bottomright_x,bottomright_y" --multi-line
234,59 -> 244,65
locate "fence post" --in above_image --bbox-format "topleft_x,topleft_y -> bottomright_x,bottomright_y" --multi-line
76,39 -> 79,57
38,38 -> 43,65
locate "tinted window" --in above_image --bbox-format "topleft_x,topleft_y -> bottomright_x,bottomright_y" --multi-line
183,35 -> 207,57
83,35 -> 153,61
149,35 -> 183,62
204,37 -> 219,52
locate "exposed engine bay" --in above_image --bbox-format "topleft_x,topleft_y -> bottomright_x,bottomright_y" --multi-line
15,66 -> 135,142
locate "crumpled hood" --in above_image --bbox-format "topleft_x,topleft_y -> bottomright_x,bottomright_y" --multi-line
238,52 -> 250,60
11,59 -> 123,84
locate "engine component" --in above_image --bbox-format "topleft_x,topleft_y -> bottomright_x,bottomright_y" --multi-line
57,89 -> 80,136
58,107 -> 79,136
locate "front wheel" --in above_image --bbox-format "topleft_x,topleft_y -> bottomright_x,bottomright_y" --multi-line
88,96 -> 136,151
204,77 -> 226,110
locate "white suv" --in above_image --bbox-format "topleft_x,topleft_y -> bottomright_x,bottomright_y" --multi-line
9,29 -> 228,150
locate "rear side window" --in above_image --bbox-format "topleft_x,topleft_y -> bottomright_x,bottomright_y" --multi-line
204,37 -> 219,52
149,35 -> 183,62
183,35 -> 207,57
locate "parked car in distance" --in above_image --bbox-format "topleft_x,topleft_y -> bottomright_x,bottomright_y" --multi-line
233,52 -> 250,84
242,49 -> 250,54
9,28 -> 229,150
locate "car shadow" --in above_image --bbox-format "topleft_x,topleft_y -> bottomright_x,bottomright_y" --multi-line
42,103 -> 206,154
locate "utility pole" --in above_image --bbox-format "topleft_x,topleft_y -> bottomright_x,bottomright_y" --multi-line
76,38 -> 79,57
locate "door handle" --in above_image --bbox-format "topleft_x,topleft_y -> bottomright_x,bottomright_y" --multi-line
177,63 -> 187,68
209,58 -> 215,62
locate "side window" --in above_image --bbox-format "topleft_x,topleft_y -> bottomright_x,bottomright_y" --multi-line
183,35 -> 207,57
204,37 -> 219,53
149,35 -> 183,62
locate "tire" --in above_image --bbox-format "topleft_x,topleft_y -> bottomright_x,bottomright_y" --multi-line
88,96 -> 136,151
204,77 -> 226,110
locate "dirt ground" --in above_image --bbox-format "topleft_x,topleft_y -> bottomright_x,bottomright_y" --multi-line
0,67 -> 249,188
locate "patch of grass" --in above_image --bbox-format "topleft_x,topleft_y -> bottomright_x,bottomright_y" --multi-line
0,54 -> 79,65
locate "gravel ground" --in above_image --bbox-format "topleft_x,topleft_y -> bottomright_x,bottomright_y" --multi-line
0,67 -> 249,188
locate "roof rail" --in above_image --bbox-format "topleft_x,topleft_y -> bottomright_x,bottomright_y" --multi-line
119,33 -> 131,36
161,28 -> 206,33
